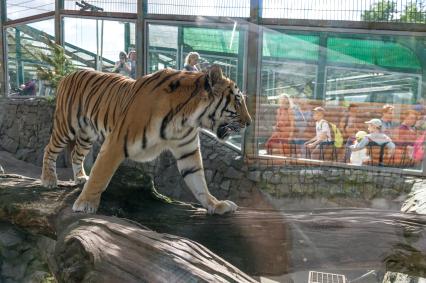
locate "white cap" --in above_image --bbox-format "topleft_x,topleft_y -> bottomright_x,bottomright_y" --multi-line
365,118 -> 382,128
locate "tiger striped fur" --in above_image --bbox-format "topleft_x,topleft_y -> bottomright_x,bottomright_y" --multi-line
41,65 -> 252,214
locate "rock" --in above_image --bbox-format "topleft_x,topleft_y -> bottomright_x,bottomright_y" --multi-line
204,169 -> 214,183
401,186 -> 426,215
220,180 -> 231,191
247,171 -> 261,182
270,174 -> 281,185
1,261 -> 27,281
22,271 -> 52,283
224,167 -> 243,179
0,224 -> 24,247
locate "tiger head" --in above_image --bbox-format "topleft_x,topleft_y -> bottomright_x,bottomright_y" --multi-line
202,65 -> 252,141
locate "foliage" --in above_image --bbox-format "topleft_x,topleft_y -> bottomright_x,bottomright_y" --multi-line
400,2 -> 426,23
361,0 -> 426,23
361,0 -> 397,22
35,34 -> 76,90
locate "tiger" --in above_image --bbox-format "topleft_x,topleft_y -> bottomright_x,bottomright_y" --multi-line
41,65 -> 252,215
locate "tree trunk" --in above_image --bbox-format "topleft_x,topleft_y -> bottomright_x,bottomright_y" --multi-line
0,173 -> 257,283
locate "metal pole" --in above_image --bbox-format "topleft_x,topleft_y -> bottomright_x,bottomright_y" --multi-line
177,25 -> 183,69
314,33 -> 328,100
243,0 -> 261,159
136,0 -> 145,77
124,22 -> 130,53
96,19 -> 99,70
0,0 -> 7,97
100,20 -> 104,71
15,29 -> 23,87
55,0 -> 63,45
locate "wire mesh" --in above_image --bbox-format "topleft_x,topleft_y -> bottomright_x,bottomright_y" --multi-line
6,0 -> 55,20
262,0 -> 426,23
147,0 -> 251,17
64,0 -> 137,14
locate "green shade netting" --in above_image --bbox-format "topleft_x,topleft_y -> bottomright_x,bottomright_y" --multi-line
183,27 -> 239,54
262,32 -> 319,61
327,37 -> 421,70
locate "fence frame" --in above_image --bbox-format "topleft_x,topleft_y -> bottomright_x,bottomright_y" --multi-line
1,0 -> 426,176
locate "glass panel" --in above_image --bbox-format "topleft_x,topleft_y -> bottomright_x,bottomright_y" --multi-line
64,0 -> 136,13
327,36 -> 422,70
263,31 -> 319,61
147,23 -> 246,148
258,29 -> 424,172
6,19 -> 55,96
262,0 -> 426,23
6,0 -> 55,20
147,24 -> 178,73
63,17 -> 136,77
147,0 -> 250,17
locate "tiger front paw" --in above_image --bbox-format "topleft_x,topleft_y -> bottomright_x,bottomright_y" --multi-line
208,200 -> 238,215
41,171 -> 57,189
72,194 -> 100,214
74,174 -> 89,186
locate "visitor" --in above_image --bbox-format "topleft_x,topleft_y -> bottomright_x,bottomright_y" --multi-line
394,110 -> 419,161
303,106 -> 332,159
183,52 -> 200,72
414,98 -> 426,131
265,95 -> 295,155
128,50 -> 137,79
380,104 -> 398,135
290,94 -> 311,137
350,118 -> 395,159
19,79 -> 37,96
349,131 -> 370,165
340,103 -> 359,145
112,51 -> 131,76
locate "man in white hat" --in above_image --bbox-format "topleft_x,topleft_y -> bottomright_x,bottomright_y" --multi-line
350,118 -> 395,162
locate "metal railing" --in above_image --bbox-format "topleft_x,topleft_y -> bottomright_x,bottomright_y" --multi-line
262,0 -> 426,23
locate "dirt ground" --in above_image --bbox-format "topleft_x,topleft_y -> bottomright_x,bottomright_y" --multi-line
0,150 -> 73,180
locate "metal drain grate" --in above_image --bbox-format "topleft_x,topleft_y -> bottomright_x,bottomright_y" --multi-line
309,271 -> 347,283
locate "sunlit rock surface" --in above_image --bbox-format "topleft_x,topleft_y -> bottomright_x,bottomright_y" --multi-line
401,181 -> 426,215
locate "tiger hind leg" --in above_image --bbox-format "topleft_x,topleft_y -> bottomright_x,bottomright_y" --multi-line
71,131 -> 95,185
41,132 -> 68,188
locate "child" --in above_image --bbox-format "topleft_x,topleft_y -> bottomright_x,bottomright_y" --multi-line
350,131 -> 370,165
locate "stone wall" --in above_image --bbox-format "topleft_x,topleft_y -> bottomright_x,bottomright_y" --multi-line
0,98 -> 68,167
0,222 -> 54,283
140,131 -> 417,209
0,98 -> 421,209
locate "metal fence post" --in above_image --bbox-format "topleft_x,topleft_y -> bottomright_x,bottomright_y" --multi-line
243,0 -> 261,160
136,0 -> 145,77
0,0 -> 6,97
55,0 -> 64,46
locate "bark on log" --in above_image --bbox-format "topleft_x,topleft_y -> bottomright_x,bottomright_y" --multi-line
0,173 -> 258,283
2,168 -> 426,281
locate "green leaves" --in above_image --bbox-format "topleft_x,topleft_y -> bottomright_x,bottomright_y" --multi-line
35,34 -> 76,91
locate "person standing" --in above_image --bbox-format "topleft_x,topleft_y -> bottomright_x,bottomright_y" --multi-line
183,52 -> 200,72
380,104 -> 398,135
112,51 -> 131,76
128,50 -> 137,79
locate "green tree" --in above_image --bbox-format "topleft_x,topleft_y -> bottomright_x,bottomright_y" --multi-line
35,34 -> 76,92
361,0 -> 397,21
400,2 -> 426,23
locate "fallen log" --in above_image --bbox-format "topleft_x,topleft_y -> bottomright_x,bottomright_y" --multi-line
0,173 -> 258,283
2,167 -> 426,281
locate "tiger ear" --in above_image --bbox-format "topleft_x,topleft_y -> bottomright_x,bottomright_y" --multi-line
207,64 -> 223,87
